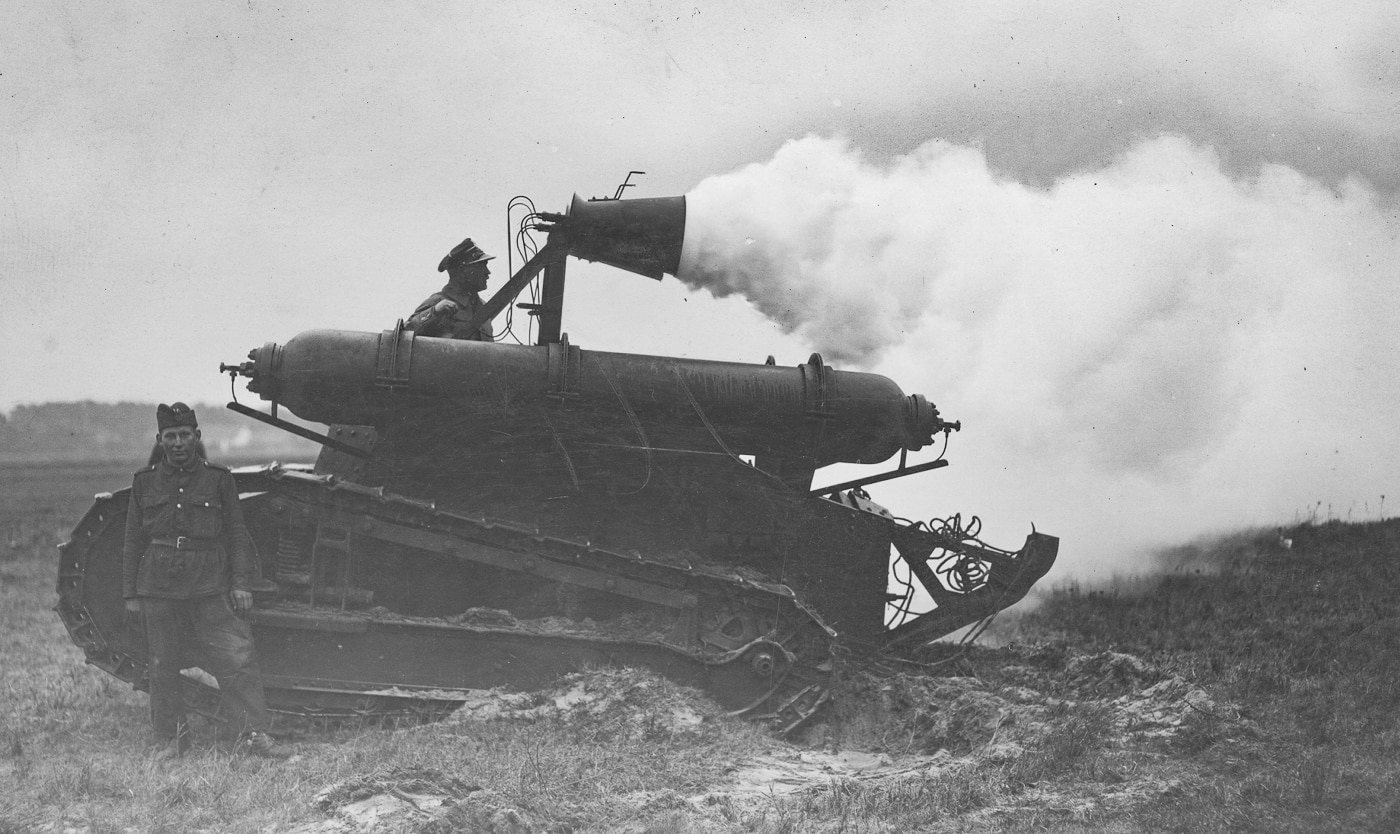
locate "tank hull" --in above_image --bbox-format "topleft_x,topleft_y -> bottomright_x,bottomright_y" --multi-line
56,462 -> 1055,733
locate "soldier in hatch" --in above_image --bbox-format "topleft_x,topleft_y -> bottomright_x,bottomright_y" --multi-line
404,237 -> 496,340
122,402 -> 290,760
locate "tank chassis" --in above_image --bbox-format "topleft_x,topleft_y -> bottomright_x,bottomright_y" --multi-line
56,190 -> 1057,734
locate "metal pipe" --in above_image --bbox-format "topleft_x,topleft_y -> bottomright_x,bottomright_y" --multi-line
810,459 -> 949,496
224,401 -> 372,459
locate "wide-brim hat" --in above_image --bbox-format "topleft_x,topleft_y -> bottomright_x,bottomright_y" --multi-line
438,237 -> 495,272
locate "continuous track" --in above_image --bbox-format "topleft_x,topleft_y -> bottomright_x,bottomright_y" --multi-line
56,464 -> 838,735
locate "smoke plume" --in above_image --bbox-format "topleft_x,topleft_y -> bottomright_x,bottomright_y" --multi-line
679,135 -> 1400,578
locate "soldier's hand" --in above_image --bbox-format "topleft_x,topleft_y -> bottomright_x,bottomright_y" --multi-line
432,299 -> 459,316
231,589 -> 253,614
124,598 -> 142,627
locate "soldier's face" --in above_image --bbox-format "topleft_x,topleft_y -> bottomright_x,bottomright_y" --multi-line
450,262 -> 490,292
469,265 -> 490,292
158,426 -> 200,466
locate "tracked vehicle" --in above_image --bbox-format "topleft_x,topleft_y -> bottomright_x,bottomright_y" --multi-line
56,189 -> 1057,733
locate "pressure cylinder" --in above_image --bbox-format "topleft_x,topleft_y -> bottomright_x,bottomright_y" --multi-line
238,329 -> 942,467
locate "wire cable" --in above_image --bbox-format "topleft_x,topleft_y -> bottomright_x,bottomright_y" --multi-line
493,199 -> 549,345
599,366 -> 655,496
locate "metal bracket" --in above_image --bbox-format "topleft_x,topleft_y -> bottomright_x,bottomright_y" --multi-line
376,321 -> 415,392
800,353 -> 836,421
546,333 -> 582,403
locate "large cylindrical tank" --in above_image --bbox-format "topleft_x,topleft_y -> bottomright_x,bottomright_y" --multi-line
240,329 -> 942,468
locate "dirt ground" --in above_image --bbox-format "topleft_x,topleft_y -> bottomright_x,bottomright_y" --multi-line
289,650 -> 1237,834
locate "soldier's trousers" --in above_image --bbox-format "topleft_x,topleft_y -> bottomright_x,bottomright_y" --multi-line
141,593 -> 273,739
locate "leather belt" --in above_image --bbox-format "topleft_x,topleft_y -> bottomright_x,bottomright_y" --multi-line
150,536 -> 222,551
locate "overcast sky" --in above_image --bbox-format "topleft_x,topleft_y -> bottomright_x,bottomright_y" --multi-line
3,1 -> 1398,578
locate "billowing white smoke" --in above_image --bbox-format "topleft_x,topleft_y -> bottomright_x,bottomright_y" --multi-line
679,135 -> 1400,579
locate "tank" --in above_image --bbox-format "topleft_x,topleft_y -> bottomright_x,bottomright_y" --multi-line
55,190 -> 1057,733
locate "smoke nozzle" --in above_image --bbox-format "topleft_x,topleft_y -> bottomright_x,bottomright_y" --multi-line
565,193 -> 686,280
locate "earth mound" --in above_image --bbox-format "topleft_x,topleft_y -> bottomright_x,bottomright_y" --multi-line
289,647 -> 1249,833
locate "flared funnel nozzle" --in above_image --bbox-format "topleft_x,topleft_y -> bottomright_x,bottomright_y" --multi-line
565,193 -> 686,280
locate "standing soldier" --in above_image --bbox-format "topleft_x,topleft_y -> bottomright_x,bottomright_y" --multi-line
404,237 -> 496,340
122,402 -> 290,760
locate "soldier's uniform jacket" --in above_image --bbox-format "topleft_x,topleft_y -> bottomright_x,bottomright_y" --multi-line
405,283 -> 494,341
122,458 -> 255,599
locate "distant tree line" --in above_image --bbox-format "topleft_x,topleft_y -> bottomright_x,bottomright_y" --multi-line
0,402 -> 318,464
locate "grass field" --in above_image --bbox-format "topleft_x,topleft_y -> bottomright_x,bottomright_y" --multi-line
4,461 -> 1399,832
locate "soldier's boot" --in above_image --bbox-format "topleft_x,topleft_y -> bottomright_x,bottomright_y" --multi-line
244,731 -> 292,760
